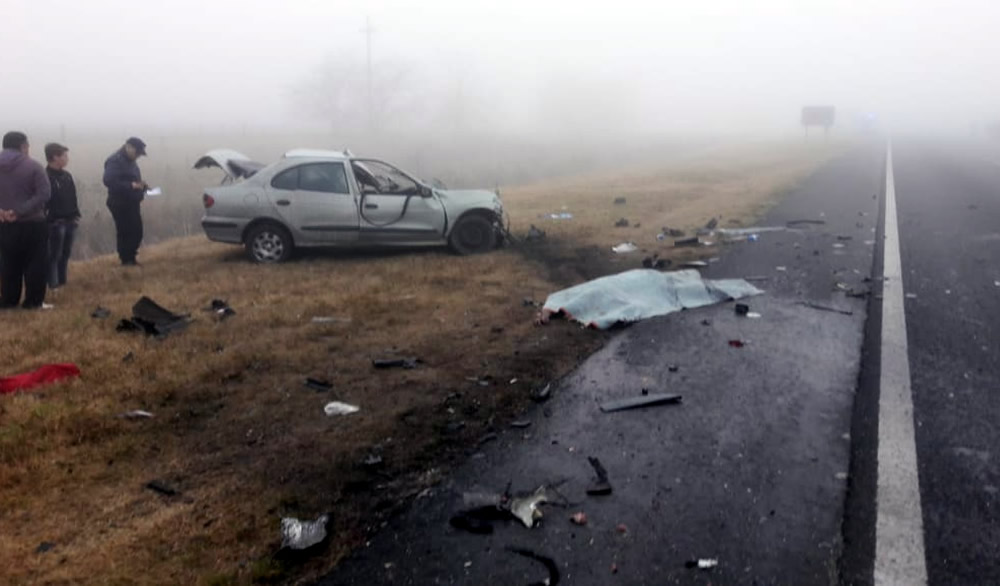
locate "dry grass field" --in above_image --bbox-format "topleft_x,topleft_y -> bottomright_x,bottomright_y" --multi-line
0,140 -> 843,585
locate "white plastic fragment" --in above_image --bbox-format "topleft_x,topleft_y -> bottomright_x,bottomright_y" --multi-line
324,401 -> 360,416
280,514 -> 329,549
697,559 -> 718,570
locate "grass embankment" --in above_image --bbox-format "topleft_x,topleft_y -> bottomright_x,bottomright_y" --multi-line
0,140 -> 842,585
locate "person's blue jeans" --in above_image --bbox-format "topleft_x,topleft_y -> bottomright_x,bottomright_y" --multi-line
47,221 -> 77,288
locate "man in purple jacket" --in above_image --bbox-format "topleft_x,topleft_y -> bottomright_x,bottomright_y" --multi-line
0,131 -> 52,309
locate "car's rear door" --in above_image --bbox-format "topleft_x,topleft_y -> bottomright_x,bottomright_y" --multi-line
350,160 -> 446,244
267,162 -> 359,244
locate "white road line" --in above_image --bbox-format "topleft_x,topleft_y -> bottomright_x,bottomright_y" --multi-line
875,143 -> 928,585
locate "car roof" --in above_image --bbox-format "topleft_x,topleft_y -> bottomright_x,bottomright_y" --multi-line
283,148 -> 351,160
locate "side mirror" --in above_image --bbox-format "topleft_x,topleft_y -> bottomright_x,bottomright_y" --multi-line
420,185 -> 433,198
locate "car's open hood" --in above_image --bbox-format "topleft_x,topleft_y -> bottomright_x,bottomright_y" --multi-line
193,149 -> 265,181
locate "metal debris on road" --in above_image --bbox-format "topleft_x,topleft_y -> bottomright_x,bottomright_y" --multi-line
686,558 -> 719,570
798,301 -> 854,316
280,514 -> 329,550
586,456 -> 613,495
324,401 -> 360,416
611,242 -> 638,253
600,393 -> 682,413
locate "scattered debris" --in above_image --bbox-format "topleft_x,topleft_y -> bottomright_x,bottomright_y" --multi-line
545,212 -> 573,220
701,319 -> 712,326
837,235 -> 853,241
613,197 -> 627,205
611,242 -> 638,253
905,293 -> 918,299
680,260 -> 708,268
90,306 -> 111,319
280,514 -> 329,550
35,542 -> 55,554
531,384 -> 552,402
510,420 -> 532,429
122,351 -> 135,363
832,243 -> 846,249
505,546 -> 561,586
304,378 -> 332,392
668,365 -> 679,373
372,357 -> 420,369
523,297 -> 538,307
361,453 -> 383,467
775,266 -> 787,272
311,316 -> 352,324
0,363 -> 81,395
798,301 -> 853,316
510,486 -> 551,528
735,303 -> 750,316
600,393 -> 682,413
145,480 -> 179,497
525,224 -> 546,241
668,228 -> 686,237
116,297 -> 191,338
686,559 -> 719,570
616,523 -> 628,534
614,218 -> 630,228
704,218 -> 718,230
717,226 -> 786,238
205,299 -> 236,320
674,237 -> 700,247
586,456 -> 613,495
119,409 -> 154,419
324,401 -> 360,416
642,255 -> 671,269
570,512 -> 588,525
744,276 -> 770,282
786,219 -> 826,226
728,340 -> 746,348
746,312 -> 762,319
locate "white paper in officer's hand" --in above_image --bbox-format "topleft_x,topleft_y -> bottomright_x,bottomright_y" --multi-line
145,187 -> 163,197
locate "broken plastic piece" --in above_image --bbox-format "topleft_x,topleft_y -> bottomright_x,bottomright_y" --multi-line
614,217 -> 629,227
600,393 -> 682,413
280,514 -> 329,550
570,512 -> 588,525
680,260 -> 708,268
373,357 -> 420,369
119,409 -> 153,419
611,242 -> 638,253
674,237 -> 700,247
798,301 -> 853,316
728,340 -> 746,348
734,303 -> 750,316
510,487 -> 549,528
304,378 -> 332,392
685,558 -> 719,570
324,401 -> 360,416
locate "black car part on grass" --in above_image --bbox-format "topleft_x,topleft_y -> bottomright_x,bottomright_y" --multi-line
116,297 -> 191,338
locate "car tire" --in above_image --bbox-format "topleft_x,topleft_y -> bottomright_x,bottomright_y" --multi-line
244,223 -> 294,263
449,214 -> 498,255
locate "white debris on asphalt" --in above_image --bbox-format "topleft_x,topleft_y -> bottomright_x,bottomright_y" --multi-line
324,401 -> 360,416
280,514 -> 329,549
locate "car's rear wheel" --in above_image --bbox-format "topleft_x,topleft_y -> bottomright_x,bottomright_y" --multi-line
245,223 -> 294,263
449,214 -> 498,255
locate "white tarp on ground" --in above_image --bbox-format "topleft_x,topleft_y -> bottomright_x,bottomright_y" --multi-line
542,269 -> 763,329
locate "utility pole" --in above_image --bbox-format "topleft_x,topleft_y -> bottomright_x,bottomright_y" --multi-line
361,16 -> 375,132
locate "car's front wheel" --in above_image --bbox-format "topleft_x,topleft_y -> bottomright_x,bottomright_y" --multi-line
245,223 -> 294,263
449,214 -> 498,255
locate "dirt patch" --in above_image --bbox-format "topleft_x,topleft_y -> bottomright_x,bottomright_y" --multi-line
0,141 -> 842,585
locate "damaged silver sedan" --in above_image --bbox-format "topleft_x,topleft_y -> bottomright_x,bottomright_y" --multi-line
195,149 -> 506,263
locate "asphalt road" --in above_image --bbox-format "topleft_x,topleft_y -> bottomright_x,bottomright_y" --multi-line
316,142 -> 885,586
890,140 -> 1000,585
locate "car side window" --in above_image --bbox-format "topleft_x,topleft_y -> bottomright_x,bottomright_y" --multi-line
271,167 -> 299,191
354,160 -> 420,196
298,163 -> 350,194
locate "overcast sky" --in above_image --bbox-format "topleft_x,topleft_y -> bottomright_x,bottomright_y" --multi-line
5,0 -> 1000,137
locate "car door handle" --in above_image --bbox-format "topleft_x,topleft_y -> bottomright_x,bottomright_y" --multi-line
276,199 -> 290,206
364,203 -> 379,209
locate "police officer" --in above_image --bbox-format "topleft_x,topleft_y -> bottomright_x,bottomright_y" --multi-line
103,137 -> 148,266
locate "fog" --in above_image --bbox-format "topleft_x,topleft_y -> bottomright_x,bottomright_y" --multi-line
5,0 -> 1000,140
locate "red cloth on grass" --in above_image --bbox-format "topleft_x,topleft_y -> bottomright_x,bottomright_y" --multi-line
0,363 -> 80,395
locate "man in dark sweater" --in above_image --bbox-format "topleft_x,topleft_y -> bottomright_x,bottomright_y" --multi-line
103,137 -> 148,266
45,143 -> 80,289
0,131 -> 51,309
